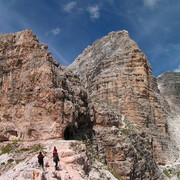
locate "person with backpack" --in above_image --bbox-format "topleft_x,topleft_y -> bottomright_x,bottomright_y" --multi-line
53,146 -> 57,156
37,152 -> 44,168
53,152 -> 60,170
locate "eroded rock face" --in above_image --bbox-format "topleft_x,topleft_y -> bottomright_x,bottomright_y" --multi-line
0,29 -> 179,179
157,72 -> 180,116
0,29 -> 92,141
70,31 -> 178,178
70,31 -> 168,133
157,72 -> 180,149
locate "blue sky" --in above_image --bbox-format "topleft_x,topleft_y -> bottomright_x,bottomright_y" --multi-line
0,0 -> 179,76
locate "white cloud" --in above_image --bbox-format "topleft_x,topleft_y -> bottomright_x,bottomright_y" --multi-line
63,1 -> 77,12
87,5 -> 100,20
143,0 -> 160,8
51,27 -> 61,35
174,65 -> 180,72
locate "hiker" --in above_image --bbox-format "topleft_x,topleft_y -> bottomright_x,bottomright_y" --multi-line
53,152 -> 60,170
37,152 -> 44,168
53,146 -> 57,156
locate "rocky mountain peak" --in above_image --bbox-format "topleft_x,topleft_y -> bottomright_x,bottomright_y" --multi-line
0,30 -> 180,179
0,29 -> 93,142
70,30 -> 179,178
70,30 -> 144,87
0,29 -> 39,45
70,30 -> 162,130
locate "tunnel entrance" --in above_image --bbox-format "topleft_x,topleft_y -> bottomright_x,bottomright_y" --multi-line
64,126 -> 76,140
64,123 -> 94,140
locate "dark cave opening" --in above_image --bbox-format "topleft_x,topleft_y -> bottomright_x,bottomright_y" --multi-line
64,126 -> 75,140
64,123 -> 94,141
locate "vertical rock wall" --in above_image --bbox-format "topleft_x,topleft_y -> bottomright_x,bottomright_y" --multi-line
70,31 -> 178,178
0,30 -> 92,141
157,72 -> 180,150
0,29 -> 179,179
70,31 -> 168,133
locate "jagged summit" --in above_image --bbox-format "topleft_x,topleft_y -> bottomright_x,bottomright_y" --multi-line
70,30 -> 144,76
0,29 -> 92,141
0,29 -> 40,45
69,30 -> 179,178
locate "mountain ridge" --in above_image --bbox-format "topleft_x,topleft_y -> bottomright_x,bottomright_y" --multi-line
0,29 -> 179,179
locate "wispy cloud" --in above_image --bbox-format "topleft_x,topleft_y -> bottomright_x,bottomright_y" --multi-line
87,5 -> 100,20
143,0 -> 161,8
62,2 -> 101,20
63,1 -> 77,12
174,65 -> 180,72
51,27 -> 61,35
50,47 -> 69,66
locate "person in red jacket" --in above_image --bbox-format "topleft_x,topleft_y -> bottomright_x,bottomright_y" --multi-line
53,146 -> 57,156
37,152 -> 44,168
53,147 -> 60,170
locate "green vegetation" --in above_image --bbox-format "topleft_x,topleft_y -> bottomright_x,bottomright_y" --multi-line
0,143 -> 14,155
7,159 -> 14,163
163,168 -> 172,178
18,144 -> 44,153
163,167 -> 180,179
177,171 -> 180,178
0,141 -> 45,156
1,162 -> 5,166
0,139 -> 23,155
31,144 -> 44,152
120,128 -> 132,135
12,139 -> 23,144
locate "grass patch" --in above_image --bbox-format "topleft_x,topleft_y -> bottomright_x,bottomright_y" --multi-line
18,148 -> 31,152
120,128 -> 132,135
177,171 -> 180,178
7,159 -> 14,163
163,168 -> 172,178
163,167 -> 180,179
0,139 -> 22,155
12,139 -> 23,144
31,145 -> 44,152
0,142 -> 44,155
18,144 -> 44,153
1,162 -> 5,166
0,144 -> 14,155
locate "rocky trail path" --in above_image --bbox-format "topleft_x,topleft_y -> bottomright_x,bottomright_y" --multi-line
0,140 -> 118,180
40,140 -> 85,180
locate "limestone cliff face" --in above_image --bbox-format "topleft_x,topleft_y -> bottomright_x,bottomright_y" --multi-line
0,29 -> 179,179
157,72 -> 180,149
157,72 -> 180,116
70,31 -> 178,178
0,30 -> 92,141
70,31 -> 168,133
